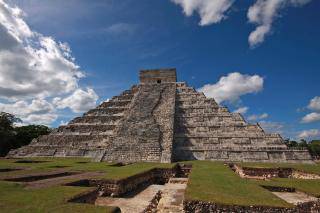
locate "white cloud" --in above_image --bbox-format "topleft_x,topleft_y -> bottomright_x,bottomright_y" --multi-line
104,23 -> 137,36
247,0 -> 312,47
0,0 -> 99,125
298,129 -> 320,139
234,106 -> 249,114
171,0 -> 235,26
0,99 -> 57,125
308,96 -> 320,111
248,113 -> 269,121
301,112 -> 320,123
198,72 -> 263,104
53,88 -> 98,113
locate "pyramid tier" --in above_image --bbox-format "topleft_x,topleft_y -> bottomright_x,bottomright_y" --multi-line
172,82 -> 312,163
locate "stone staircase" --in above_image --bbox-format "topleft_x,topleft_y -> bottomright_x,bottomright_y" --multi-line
100,82 -> 176,163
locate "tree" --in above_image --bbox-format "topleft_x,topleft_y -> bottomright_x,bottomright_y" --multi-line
308,140 -> 320,159
15,125 -> 51,148
0,112 -> 21,131
284,139 -> 298,148
0,112 -> 21,156
0,112 -> 51,156
298,139 -> 308,148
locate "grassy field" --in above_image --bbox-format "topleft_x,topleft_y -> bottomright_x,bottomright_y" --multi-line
0,181 -> 116,213
0,158 -> 319,211
0,158 -> 174,212
0,157 -> 174,180
185,161 -> 320,208
184,161 -> 292,208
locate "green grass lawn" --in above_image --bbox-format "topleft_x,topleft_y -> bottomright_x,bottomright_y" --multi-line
0,181 -> 117,213
184,161 -> 293,208
0,157 -> 174,212
0,157 -> 174,180
0,158 -> 320,211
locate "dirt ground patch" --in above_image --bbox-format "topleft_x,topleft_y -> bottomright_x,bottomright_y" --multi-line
272,191 -> 319,205
25,172 -> 105,189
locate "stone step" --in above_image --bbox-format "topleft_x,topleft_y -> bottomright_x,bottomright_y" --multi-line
31,134 -> 112,147
174,133 -> 274,138
174,124 -> 263,132
175,115 -> 245,122
85,107 -> 128,116
112,94 -> 134,101
176,87 -> 196,93
175,146 -> 289,151
99,100 -> 131,108
69,115 -> 123,125
57,124 -> 116,133
175,82 -> 187,87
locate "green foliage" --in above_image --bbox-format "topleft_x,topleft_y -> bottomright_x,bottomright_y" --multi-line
308,140 -> 320,158
0,112 -> 18,156
15,125 -> 51,147
0,112 -> 51,156
285,138 -> 320,159
284,139 -> 298,147
0,112 -> 21,131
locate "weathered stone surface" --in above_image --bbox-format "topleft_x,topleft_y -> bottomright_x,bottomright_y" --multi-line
8,68 -> 313,163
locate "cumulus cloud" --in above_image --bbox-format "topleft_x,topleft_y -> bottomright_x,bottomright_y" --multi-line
0,99 -> 57,125
234,106 -> 249,114
301,112 -> 320,123
308,96 -> 320,111
53,88 -> 98,113
198,72 -> 263,104
298,129 -> 320,139
171,0 -> 235,26
0,0 -> 99,125
247,0 -> 312,47
248,113 -> 269,121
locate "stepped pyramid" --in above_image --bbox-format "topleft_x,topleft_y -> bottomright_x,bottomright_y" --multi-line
9,69 -> 313,163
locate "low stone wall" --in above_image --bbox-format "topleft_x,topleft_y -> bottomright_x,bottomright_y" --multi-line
183,199 -> 320,213
261,185 -> 295,192
143,190 -> 162,213
240,166 -> 292,178
97,167 -> 175,197
230,164 -> 320,180
74,164 -> 191,197
67,188 -> 99,204
292,170 -> 320,179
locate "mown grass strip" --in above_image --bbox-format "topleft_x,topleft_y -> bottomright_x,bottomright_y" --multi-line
185,161 -> 292,208
0,181 -> 117,213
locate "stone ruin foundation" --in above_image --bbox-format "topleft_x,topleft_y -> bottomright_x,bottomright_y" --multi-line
229,164 -> 320,180
66,164 -> 191,213
8,68 -> 313,164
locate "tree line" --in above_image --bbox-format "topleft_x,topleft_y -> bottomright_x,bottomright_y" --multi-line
284,139 -> 320,159
0,112 -> 51,156
0,111 -> 319,159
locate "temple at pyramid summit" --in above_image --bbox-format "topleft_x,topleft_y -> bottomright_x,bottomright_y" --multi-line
8,69 -> 313,163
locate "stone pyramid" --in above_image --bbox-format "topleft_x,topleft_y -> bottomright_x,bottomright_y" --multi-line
8,69 -> 313,163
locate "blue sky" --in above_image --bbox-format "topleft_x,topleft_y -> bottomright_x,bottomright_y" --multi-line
0,0 -> 319,140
